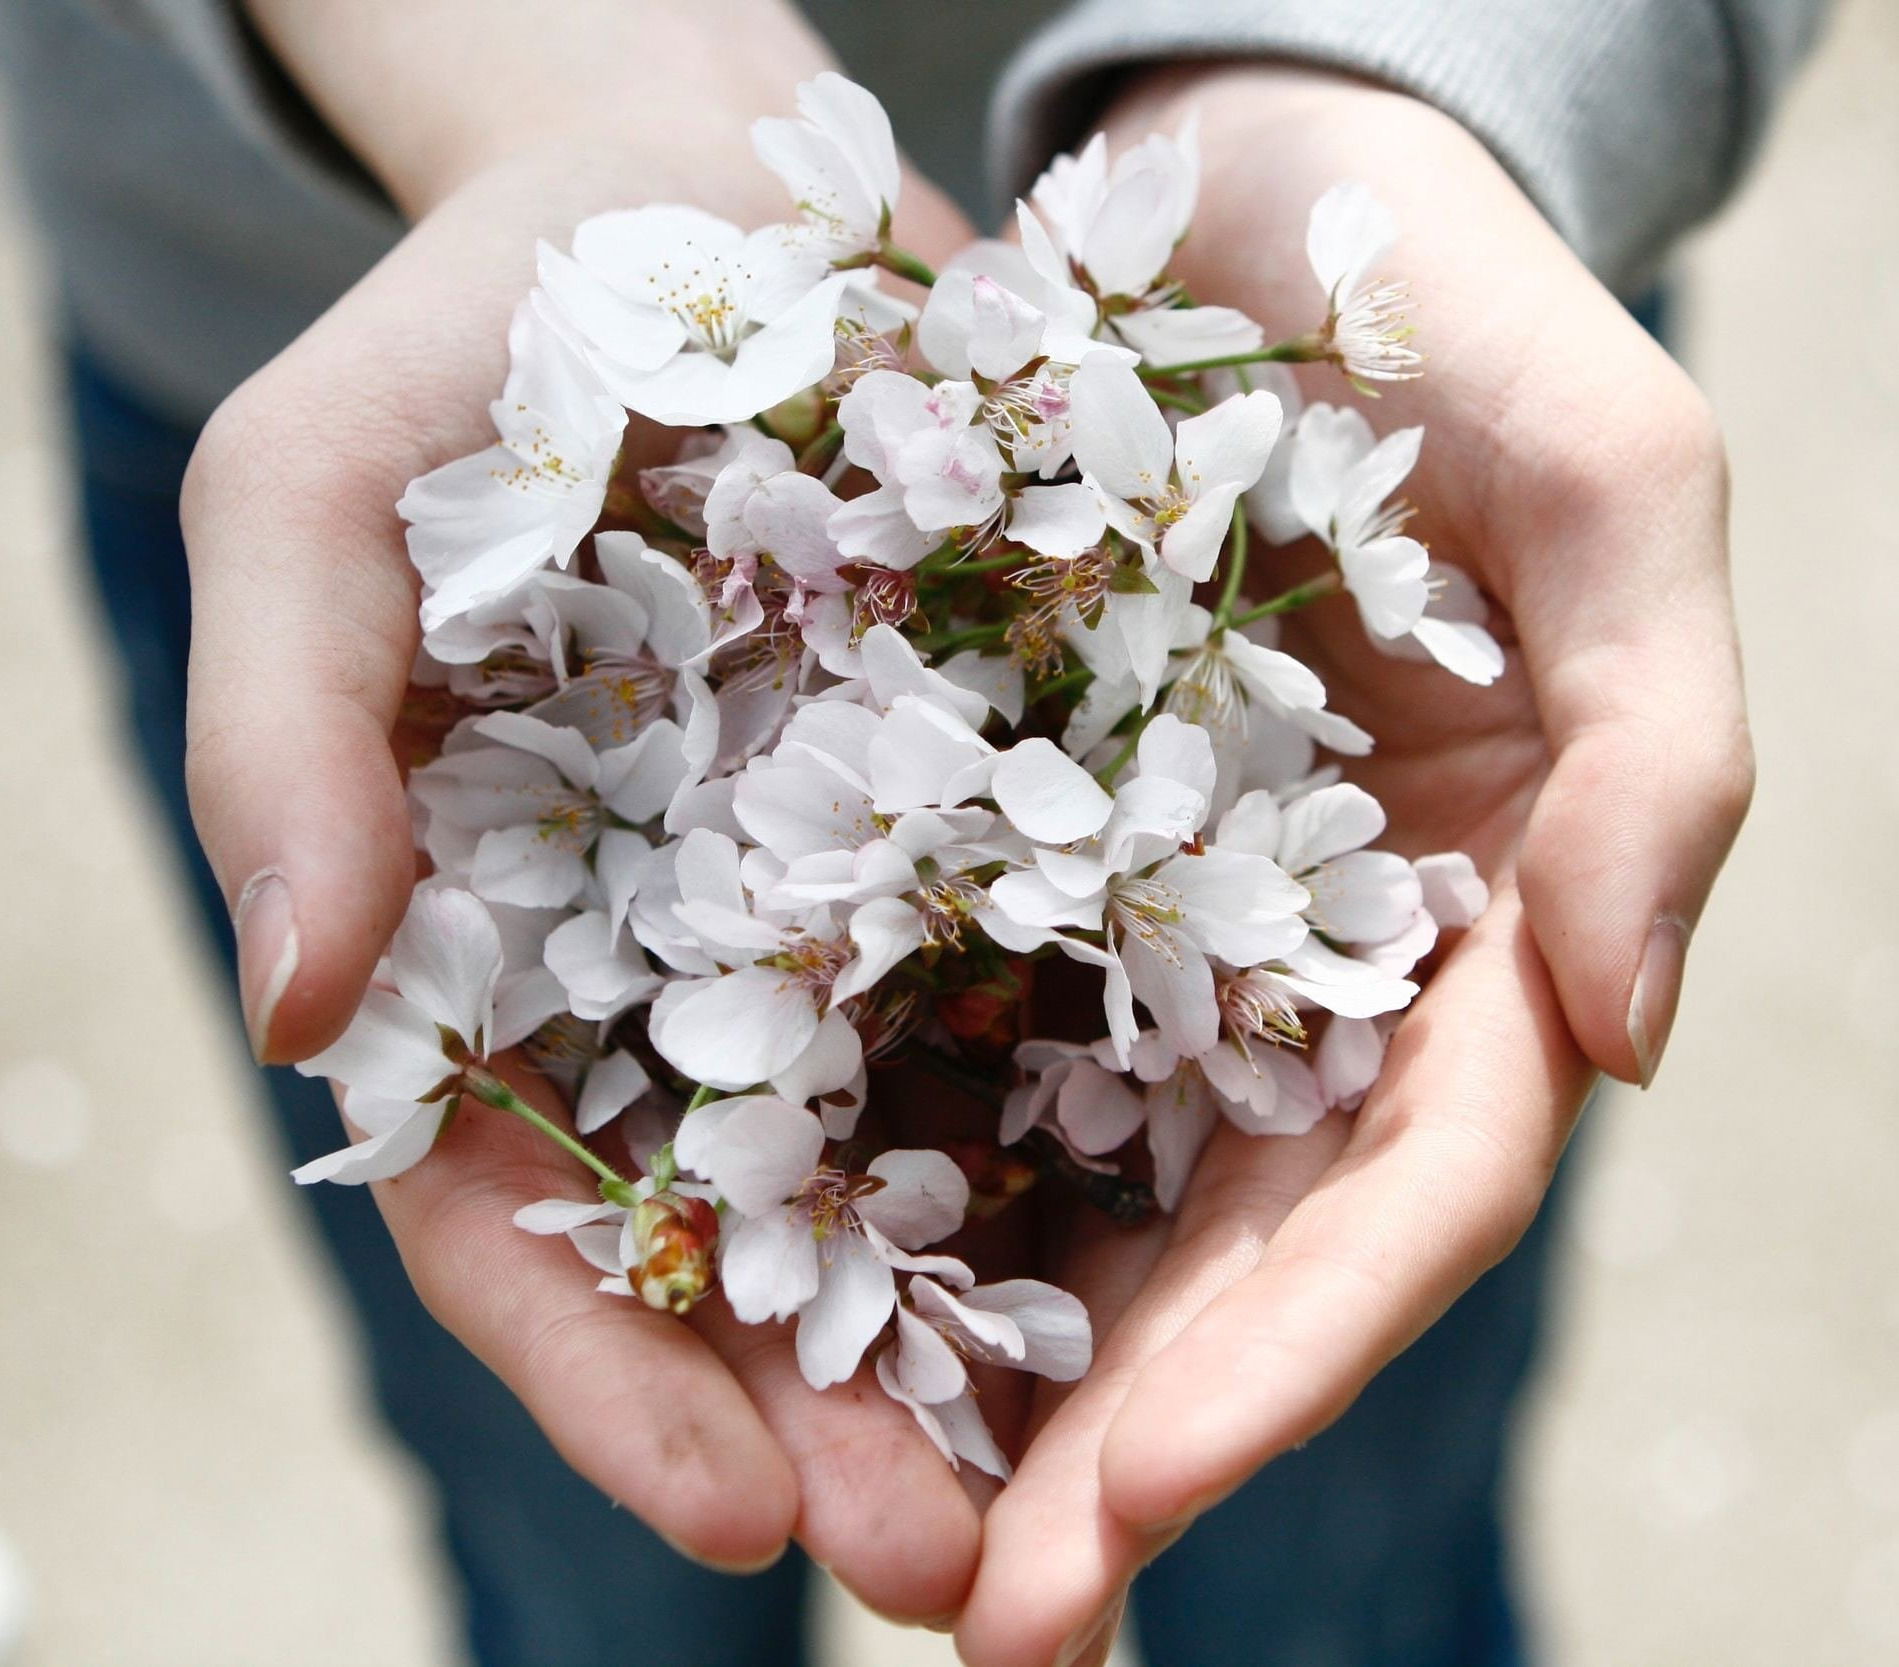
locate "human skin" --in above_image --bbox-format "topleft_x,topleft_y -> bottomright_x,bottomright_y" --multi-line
952,64 -> 1753,1667
179,9 -> 1752,1655
183,0 -> 991,1622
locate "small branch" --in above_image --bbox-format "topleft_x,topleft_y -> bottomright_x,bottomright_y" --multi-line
1227,569 -> 1343,629
464,1066 -> 630,1193
1209,502 -> 1250,632
1138,333 -> 1325,380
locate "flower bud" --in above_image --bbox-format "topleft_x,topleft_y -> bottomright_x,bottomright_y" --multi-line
629,1191 -> 720,1315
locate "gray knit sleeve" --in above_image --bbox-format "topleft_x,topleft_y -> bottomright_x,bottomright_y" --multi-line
86,0 -> 387,208
991,0 -> 1831,293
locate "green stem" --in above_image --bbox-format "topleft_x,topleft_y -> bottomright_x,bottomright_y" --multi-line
1227,569 -> 1343,629
1031,664 -> 1095,704
1209,502 -> 1250,631
913,620 -> 1009,656
1095,706 -> 1156,787
1147,384 -> 1209,415
685,1085 -> 720,1113
937,549 -> 1027,577
873,241 -> 939,288
464,1066 -> 630,1194
1139,333 -> 1325,380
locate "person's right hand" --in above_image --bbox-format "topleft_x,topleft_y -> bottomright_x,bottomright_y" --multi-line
180,0 -> 987,1622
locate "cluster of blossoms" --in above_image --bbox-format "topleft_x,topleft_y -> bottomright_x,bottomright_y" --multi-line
296,75 -> 1498,1475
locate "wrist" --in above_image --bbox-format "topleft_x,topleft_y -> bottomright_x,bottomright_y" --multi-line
244,0 -> 834,219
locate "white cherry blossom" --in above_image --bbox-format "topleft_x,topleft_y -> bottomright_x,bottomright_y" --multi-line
401,299 -> 626,633
1070,354 -> 1282,581
673,1095 -> 969,1387
752,71 -> 901,260
539,205 -> 847,425
1305,183 -> 1423,384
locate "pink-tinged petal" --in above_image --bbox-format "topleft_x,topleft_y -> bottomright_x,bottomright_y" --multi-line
1007,482 -> 1107,557
1080,163 -> 1178,297
1221,631 -> 1328,714
299,989 -> 453,1103
1114,303 -> 1262,365
733,762 -> 877,861
992,737 -> 1114,843
1287,402 -> 1375,539
770,1008 -> 864,1108
535,241 -> 686,373
1409,616 -> 1506,685
828,485 -> 936,570
892,1303 -> 972,1404
512,1197 -> 621,1235
1214,789 -> 1284,857
1341,535 -> 1431,640
673,1094 -> 822,1214
1340,427 -> 1425,540
858,623 -> 991,728
964,275 -> 1046,381
1158,481 -> 1244,581
1305,182 -> 1396,303
899,424 -> 1006,532
1165,849 -> 1309,965
957,1280 -> 1093,1380
834,897 -> 925,1000
648,968 -> 820,1091
471,710 -> 601,789
744,470 -> 849,585
1143,1071 -> 1218,1211
470,825 -> 591,911
860,1148 -> 970,1249
1310,850 -> 1426,944
722,1209 -> 823,1323
291,1100 -> 448,1187
1278,782 -> 1387,872
931,1390 -> 1012,1479
1120,929 -> 1219,1059
1134,712 -> 1217,801
1055,1057 -> 1147,1157
574,1049 -> 652,1135
1315,1015 -> 1387,1110
1174,390 -> 1283,497
799,71 -> 901,215
388,887 -> 503,1047
543,909 -> 659,1023
909,1275 -> 1024,1360
796,1236 -> 898,1388
1415,852 -> 1490,929
1278,940 -> 1419,1017
1068,354 -> 1174,501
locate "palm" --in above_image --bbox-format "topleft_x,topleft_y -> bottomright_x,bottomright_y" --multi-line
949,67 -> 1753,1667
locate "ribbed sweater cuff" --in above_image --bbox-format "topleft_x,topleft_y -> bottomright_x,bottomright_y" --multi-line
991,0 -> 1777,294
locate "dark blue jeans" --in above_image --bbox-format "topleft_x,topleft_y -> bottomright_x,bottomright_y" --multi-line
68,344 -> 1566,1667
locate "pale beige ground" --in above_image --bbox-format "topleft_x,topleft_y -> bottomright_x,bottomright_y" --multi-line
2,5 -> 1896,1664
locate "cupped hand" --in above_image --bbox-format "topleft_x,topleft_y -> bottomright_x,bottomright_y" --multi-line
180,130 -> 990,1619
956,65 -> 1753,1666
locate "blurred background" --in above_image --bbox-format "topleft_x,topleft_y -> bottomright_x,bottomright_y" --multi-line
1,1 -> 1895,1663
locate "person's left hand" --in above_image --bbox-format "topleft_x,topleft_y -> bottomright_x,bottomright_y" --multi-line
951,64 -> 1753,1667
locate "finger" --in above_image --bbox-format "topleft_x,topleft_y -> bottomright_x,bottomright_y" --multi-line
364,1072 -> 800,1571
180,192 -> 532,1063
954,1119 -> 1347,1667
1506,362 -> 1754,1086
1096,886 -> 1591,1532
691,1300 -> 984,1625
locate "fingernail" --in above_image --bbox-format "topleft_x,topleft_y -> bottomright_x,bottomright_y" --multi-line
235,868 -> 298,1061
1627,915 -> 1689,1088
1055,1592 -> 1128,1667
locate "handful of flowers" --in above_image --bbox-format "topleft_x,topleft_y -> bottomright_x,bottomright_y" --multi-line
294,74 -> 1500,1477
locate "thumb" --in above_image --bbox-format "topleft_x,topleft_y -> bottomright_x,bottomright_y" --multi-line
1511,372 -> 1754,1087
181,389 -> 420,1062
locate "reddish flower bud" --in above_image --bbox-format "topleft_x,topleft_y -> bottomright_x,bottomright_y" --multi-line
629,1192 -> 720,1315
